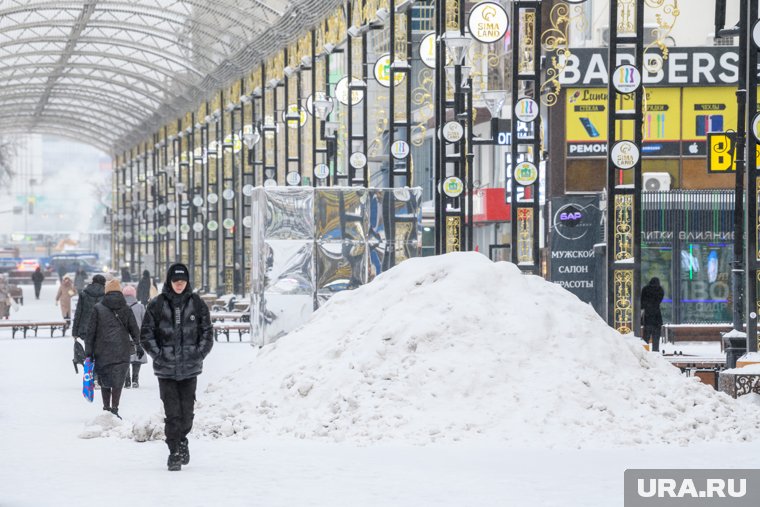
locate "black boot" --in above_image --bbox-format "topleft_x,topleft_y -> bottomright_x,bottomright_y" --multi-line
110,407 -> 122,420
178,439 -> 190,465
167,452 -> 182,471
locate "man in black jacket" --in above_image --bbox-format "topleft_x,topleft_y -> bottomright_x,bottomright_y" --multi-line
641,277 -> 665,352
72,274 -> 106,339
141,263 -> 213,471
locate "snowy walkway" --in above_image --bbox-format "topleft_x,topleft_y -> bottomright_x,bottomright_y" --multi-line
1,281 -> 760,506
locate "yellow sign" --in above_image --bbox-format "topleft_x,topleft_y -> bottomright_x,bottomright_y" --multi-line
707,132 -> 760,172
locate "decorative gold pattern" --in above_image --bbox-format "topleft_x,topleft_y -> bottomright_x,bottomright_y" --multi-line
540,3 -> 586,107
395,13 -> 407,61
618,0 -> 636,33
411,69 -> 434,146
519,9 -> 536,75
517,207 -> 533,264
642,0 -> 679,73
614,269 -> 634,333
614,194 -> 633,260
446,216 -> 461,253
446,0 -> 459,30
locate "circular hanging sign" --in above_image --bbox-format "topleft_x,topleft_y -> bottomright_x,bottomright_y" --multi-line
166,202 -> 176,211
192,195 -> 203,207
419,32 -> 437,68
442,121 -> 464,143
222,189 -> 235,200
166,224 -> 176,233
207,220 -> 219,232
314,163 -> 330,179
753,20 -> 760,49
281,103 -> 308,128
391,140 -> 410,159
242,184 -> 254,196
207,193 -> 218,204
263,178 -> 277,187
514,161 -> 538,186
335,77 -> 364,106
157,226 -> 167,235
286,172 -> 301,186
514,97 -> 539,123
242,216 -> 253,228
158,204 -> 167,214
443,176 -> 464,197
612,64 -> 642,94
180,224 -> 191,234
610,140 -> 640,170
222,218 -> 235,230
350,152 -> 367,169
752,113 -> 760,142
374,54 -> 406,88
192,222 -> 204,233
468,2 -> 510,44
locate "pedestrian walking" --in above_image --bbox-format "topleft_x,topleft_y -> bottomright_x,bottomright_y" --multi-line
74,268 -> 87,293
136,269 -> 154,305
122,285 -> 146,389
0,275 -> 11,319
120,267 -> 132,283
83,279 -> 143,419
31,266 -> 44,299
72,274 -> 106,339
55,275 -> 77,327
141,263 -> 213,471
641,277 -> 665,352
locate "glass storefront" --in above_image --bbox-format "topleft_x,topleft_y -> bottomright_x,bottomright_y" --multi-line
641,190 -> 734,324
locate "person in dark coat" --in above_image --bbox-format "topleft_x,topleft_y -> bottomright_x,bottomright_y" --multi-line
122,285 -> 146,389
74,268 -> 87,293
31,267 -> 44,299
72,274 -> 105,339
136,270 -> 153,305
120,267 -> 132,283
83,279 -> 142,418
141,262 -> 213,471
641,277 -> 665,352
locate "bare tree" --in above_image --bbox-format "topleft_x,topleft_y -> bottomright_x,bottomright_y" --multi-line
0,136 -> 16,189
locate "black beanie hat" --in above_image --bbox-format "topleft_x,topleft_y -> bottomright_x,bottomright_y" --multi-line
167,263 -> 190,282
92,274 -> 106,285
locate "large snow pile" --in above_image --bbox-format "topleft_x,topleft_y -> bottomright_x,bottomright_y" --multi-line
160,253 -> 760,446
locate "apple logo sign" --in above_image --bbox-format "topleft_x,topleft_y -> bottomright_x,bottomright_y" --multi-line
688,142 -> 698,154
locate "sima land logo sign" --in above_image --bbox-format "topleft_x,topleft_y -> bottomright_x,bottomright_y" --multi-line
624,469 -> 760,506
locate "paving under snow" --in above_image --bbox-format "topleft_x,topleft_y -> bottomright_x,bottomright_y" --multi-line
97,252 -> 760,447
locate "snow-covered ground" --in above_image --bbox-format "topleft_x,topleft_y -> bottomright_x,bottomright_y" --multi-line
2,254 -> 760,507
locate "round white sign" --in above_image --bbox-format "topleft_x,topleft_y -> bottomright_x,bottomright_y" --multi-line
157,226 -> 167,235
242,216 -> 253,228
753,20 -> 760,49
222,218 -> 235,230
180,224 -> 191,234
242,184 -> 254,196
374,54 -> 406,88
752,113 -> 760,142
468,2 -> 510,44
222,189 -> 235,200
612,65 -> 642,94
610,140 -> 640,170
350,152 -> 367,169
442,121 -> 464,143
335,77 -> 364,106
192,222 -> 204,233
514,162 -> 538,186
314,163 -> 330,179
263,178 -> 277,187
286,172 -> 301,186
514,97 -> 539,123
419,32 -> 436,68
207,193 -> 218,204
391,140 -> 410,159
166,224 -> 176,233
443,176 -> 464,197
192,196 -> 203,207
207,220 -> 219,231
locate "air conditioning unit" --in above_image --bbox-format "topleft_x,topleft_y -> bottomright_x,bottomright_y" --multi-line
706,32 -> 737,46
599,23 -> 663,47
643,172 -> 671,191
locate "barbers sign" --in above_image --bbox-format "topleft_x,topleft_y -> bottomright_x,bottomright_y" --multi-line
559,47 -> 741,87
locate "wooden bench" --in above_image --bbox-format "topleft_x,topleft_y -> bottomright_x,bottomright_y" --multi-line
0,320 -> 69,339
213,322 -> 251,342
662,324 -> 732,343
209,311 -> 249,322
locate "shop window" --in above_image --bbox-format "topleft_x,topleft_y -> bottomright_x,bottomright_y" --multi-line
678,243 -> 732,323
641,244 -> 673,324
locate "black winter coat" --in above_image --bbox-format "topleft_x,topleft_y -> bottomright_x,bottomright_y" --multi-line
641,280 -> 664,327
140,277 -> 213,381
136,271 -> 152,304
83,291 -> 141,368
72,282 -> 104,337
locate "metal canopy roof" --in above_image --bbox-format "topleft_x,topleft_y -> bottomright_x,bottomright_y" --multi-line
0,0 -> 342,153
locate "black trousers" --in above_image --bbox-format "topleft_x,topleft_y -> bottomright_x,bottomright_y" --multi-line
33,284 -> 41,298
158,377 -> 198,452
643,324 -> 661,352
